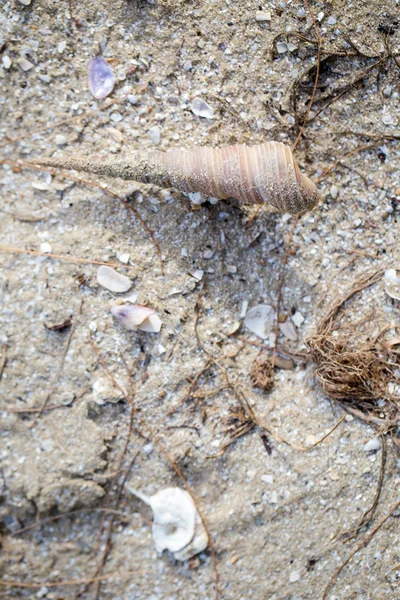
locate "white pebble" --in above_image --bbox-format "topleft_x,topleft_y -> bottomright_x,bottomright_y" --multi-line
226,265 -> 237,274
190,269 -> 204,281
363,437 -> 381,452
40,242 -> 52,254
110,112 -> 123,123
327,16 -> 337,25
382,113 -> 395,125
191,97 -> 214,119
256,11 -> 271,22
97,265 -> 132,293
279,320 -> 298,341
17,58 -> 34,71
317,11 -> 325,21
55,134 -> 67,146
289,571 -> 301,583
127,94 -> 138,104
203,250 -> 215,259
117,253 -> 130,264
276,42 -> 288,54
2,56 -> 12,70
18,0 -> 32,4
330,185 -> 338,199
57,41 -> 67,53
149,125 -> 161,145
291,311 -> 304,327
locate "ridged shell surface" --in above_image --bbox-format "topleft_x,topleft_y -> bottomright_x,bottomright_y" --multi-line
158,142 -> 318,213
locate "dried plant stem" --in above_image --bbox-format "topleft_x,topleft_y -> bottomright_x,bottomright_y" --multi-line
322,499 -> 400,600
0,570 -> 154,589
28,301 -> 82,427
0,344 -> 7,383
0,245 -> 137,272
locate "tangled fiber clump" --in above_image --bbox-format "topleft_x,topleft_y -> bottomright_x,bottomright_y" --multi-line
306,268 -> 400,446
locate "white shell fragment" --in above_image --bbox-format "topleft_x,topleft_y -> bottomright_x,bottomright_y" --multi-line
97,266 -> 132,293
244,304 -> 273,339
88,56 -> 115,100
256,10 -> 271,22
110,304 -> 162,333
384,268 -> 400,301
190,97 -> 214,119
279,320 -> 298,341
127,486 -> 208,561
363,437 -> 381,452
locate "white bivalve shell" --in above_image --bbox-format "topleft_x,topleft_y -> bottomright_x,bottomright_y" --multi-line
127,486 -> 208,560
110,304 -> 162,333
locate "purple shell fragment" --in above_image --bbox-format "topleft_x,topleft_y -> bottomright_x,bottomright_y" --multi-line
88,56 -> 115,100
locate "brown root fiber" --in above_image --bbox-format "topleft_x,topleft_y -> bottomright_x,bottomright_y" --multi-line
306,268 -> 400,438
250,355 -> 274,391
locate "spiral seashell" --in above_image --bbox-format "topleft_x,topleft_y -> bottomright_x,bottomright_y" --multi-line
33,142 -> 319,214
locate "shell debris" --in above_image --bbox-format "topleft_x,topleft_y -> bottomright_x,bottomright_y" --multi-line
384,268 -> 400,301
110,304 -> 162,333
244,304 -> 273,339
126,486 -> 208,561
88,56 -> 115,100
97,266 -> 132,293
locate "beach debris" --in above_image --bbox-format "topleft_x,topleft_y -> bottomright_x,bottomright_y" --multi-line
190,97 -> 214,119
110,304 -> 162,333
363,436 -> 381,452
279,319 -> 298,341
291,311 -> 304,327
39,242 -> 52,254
127,486 -> 208,561
244,304 -> 273,339
17,57 -> 34,71
88,57 -> 115,100
34,142 -> 319,214
256,10 -> 271,22
250,355 -> 273,390
149,125 -> 161,145
2,56 -> 12,70
97,266 -> 131,293
384,268 -> 400,301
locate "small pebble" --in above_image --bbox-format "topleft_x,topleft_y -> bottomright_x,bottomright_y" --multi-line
97,265 -> 132,293
276,42 -> 288,54
291,311 -> 304,327
18,0 -> 32,4
327,16 -> 337,25
149,125 -> 161,145
226,265 -> 237,274
127,94 -> 138,105
57,41 -> 67,53
279,320 -> 298,341
203,250 -> 215,259
289,571 -> 301,583
382,87 -> 392,97
256,11 -> 271,22
117,253 -> 130,264
17,58 -> 34,71
190,269 -> 204,281
330,185 -> 338,199
110,112 -> 123,123
191,97 -> 214,119
382,113 -> 395,125
40,242 -> 52,254
363,437 -> 381,452
55,134 -> 67,146
317,11 -> 324,21
2,56 -> 12,70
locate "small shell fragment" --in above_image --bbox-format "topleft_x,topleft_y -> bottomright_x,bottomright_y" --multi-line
279,320 -> 298,341
88,57 -> 115,100
97,266 -> 131,293
244,304 -> 273,339
110,304 -> 162,333
190,97 -> 214,119
17,57 -> 34,71
127,486 -> 208,560
384,268 -> 400,301
363,437 -> 381,452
